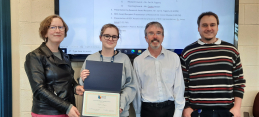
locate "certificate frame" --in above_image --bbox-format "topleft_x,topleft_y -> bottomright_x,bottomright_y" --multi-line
81,91 -> 120,117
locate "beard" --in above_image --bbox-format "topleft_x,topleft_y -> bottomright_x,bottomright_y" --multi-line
150,38 -> 160,49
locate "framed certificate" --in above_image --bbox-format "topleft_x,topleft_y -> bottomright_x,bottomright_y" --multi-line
81,91 -> 120,117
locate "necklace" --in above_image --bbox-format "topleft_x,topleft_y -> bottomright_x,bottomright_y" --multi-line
100,50 -> 116,63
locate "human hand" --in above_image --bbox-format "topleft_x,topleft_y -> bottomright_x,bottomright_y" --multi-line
75,85 -> 84,96
230,106 -> 241,117
67,106 -> 80,117
80,69 -> 90,81
120,108 -> 123,113
182,107 -> 194,117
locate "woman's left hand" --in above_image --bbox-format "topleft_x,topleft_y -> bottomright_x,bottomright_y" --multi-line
68,106 -> 80,117
75,85 -> 84,96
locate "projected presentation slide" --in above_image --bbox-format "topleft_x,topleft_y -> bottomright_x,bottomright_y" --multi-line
59,0 -> 235,54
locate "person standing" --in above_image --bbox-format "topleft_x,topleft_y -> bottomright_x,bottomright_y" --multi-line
181,12 -> 246,117
79,24 -> 137,117
24,15 -> 84,117
133,21 -> 185,117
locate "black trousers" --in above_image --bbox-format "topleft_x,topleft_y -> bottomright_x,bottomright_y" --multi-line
191,109 -> 233,117
141,101 -> 175,117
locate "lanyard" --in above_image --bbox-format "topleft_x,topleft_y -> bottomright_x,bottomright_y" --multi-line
100,50 -> 115,63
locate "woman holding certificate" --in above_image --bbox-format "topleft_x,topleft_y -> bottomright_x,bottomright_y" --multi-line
79,24 -> 137,117
24,15 -> 84,117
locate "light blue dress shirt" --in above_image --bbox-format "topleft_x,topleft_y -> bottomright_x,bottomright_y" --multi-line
133,47 -> 185,117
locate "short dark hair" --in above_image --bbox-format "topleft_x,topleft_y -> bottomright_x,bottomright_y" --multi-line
99,24 -> 120,38
197,11 -> 219,26
144,21 -> 164,36
39,15 -> 68,42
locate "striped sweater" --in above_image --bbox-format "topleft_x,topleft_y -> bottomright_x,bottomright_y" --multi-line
180,39 -> 246,109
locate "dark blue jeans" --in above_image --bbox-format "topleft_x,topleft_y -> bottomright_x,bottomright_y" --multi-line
191,109 -> 233,117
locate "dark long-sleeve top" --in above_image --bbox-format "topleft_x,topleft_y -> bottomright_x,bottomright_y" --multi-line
180,39 -> 246,109
24,42 -> 79,115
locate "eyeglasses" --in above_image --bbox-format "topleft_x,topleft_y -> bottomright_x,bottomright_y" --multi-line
147,32 -> 162,36
102,34 -> 119,41
49,25 -> 65,31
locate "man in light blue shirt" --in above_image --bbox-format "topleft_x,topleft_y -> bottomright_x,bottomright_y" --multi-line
133,22 -> 185,117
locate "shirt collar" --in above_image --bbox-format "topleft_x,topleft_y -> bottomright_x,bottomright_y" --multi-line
39,42 -> 70,65
198,38 -> 221,45
144,46 -> 166,58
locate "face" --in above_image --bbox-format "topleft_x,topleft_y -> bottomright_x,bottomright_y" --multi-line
145,25 -> 164,50
100,27 -> 119,50
198,15 -> 218,43
45,18 -> 65,44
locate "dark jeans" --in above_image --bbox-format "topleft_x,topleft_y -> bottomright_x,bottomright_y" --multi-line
191,109 -> 233,117
141,101 -> 175,117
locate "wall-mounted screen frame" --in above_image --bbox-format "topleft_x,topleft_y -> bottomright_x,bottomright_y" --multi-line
55,0 -> 239,61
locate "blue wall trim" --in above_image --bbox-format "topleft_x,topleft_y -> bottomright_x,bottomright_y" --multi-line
0,0 -> 12,116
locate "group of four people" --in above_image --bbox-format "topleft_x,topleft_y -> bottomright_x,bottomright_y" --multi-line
25,11 -> 245,117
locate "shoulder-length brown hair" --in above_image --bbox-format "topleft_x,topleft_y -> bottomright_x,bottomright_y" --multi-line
39,15 -> 69,42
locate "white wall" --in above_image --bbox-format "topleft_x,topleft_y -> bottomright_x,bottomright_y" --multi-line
238,0 -> 259,115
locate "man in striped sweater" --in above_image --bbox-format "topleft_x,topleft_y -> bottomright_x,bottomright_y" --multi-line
181,12 -> 246,117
